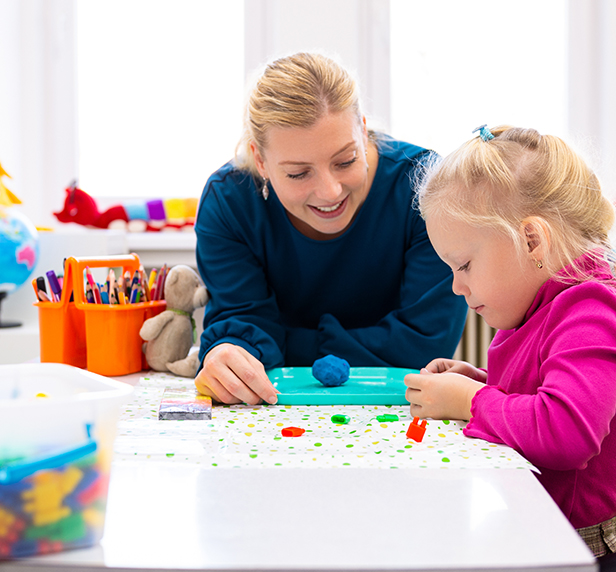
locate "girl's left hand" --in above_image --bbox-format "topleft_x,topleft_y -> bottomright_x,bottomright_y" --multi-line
404,368 -> 485,421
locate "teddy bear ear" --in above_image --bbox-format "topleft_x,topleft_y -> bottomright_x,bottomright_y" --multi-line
165,268 -> 180,286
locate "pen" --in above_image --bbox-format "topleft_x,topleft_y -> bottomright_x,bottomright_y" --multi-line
46,270 -> 62,302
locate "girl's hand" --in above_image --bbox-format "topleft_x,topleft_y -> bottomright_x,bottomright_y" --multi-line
404,367 -> 485,421
422,358 -> 487,382
195,343 -> 279,405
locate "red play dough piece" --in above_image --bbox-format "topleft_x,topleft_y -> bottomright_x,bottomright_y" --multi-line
281,426 -> 305,437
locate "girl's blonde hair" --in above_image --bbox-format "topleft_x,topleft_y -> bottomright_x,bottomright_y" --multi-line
235,52 -> 362,177
418,125 -> 615,282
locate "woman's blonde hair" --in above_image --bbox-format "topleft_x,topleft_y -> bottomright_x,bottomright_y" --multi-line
418,125 -> 615,281
235,52 -> 362,177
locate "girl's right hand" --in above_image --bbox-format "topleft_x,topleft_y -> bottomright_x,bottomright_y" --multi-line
422,358 -> 487,382
195,343 -> 279,405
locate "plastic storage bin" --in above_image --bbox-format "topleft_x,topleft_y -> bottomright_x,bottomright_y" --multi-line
0,362 -> 133,559
35,254 -> 166,376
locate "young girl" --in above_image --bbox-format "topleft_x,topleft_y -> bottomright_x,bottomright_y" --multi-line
404,125 -> 616,562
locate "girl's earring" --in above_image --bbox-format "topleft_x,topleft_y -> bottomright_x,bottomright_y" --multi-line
535,260 -> 543,269
262,177 -> 269,201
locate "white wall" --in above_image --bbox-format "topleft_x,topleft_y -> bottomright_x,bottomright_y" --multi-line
1,0 -> 616,221
0,0 -> 77,229
244,0 -> 390,131
568,0 -> 616,199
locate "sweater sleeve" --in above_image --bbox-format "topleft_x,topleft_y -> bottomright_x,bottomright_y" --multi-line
315,212 -> 468,369
464,285 -> 616,471
195,175 -> 286,370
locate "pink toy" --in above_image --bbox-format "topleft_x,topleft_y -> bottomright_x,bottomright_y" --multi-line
53,182 -> 198,232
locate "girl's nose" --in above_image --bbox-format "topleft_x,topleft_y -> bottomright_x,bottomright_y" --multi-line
452,275 -> 469,297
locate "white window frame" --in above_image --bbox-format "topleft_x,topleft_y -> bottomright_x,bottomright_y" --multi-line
1,0 -> 615,229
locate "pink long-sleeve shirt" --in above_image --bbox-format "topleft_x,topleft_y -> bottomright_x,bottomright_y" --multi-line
464,255 -> 616,529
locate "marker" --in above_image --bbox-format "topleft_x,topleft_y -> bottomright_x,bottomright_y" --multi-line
46,270 -> 62,302
31,279 -> 49,302
37,290 -> 50,302
36,276 -> 47,295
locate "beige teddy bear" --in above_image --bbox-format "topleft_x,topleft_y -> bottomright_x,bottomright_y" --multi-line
139,265 -> 208,377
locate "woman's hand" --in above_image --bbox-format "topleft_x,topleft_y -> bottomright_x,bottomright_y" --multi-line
195,343 -> 279,405
404,360 -> 486,421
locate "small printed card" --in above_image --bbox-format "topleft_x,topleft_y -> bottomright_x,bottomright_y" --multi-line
158,388 -> 212,420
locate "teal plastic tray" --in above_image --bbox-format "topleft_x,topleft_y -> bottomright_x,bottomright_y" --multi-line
267,366 -> 418,405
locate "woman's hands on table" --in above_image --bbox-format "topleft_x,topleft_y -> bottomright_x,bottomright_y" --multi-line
195,343 -> 279,405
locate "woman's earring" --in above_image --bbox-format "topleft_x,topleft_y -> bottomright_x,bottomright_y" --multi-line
535,260 -> 543,269
262,177 -> 269,201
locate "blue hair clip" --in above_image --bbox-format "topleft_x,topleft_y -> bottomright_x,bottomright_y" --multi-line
472,124 -> 494,142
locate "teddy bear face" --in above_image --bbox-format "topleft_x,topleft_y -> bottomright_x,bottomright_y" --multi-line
164,265 -> 209,312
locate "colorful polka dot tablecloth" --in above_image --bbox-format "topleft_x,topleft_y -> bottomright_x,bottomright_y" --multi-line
113,372 -> 537,471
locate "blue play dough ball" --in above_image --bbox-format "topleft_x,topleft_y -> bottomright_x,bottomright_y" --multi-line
312,355 -> 350,387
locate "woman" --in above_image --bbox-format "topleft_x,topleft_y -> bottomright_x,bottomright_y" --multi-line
194,52 -> 467,405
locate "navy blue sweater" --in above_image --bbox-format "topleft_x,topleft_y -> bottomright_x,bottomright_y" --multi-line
195,136 -> 467,370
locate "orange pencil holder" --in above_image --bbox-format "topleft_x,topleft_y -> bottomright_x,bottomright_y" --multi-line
35,254 -> 166,376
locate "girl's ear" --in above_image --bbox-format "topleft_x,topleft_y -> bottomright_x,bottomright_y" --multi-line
250,142 -> 267,179
520,217 -> 551,263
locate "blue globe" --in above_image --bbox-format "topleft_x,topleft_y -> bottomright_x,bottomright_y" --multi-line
0,207 -> 39,293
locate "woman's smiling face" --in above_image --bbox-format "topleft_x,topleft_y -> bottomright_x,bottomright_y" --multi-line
253,109 -> 372,240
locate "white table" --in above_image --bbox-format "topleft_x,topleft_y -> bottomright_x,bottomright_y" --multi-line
3,372 -> 597,572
